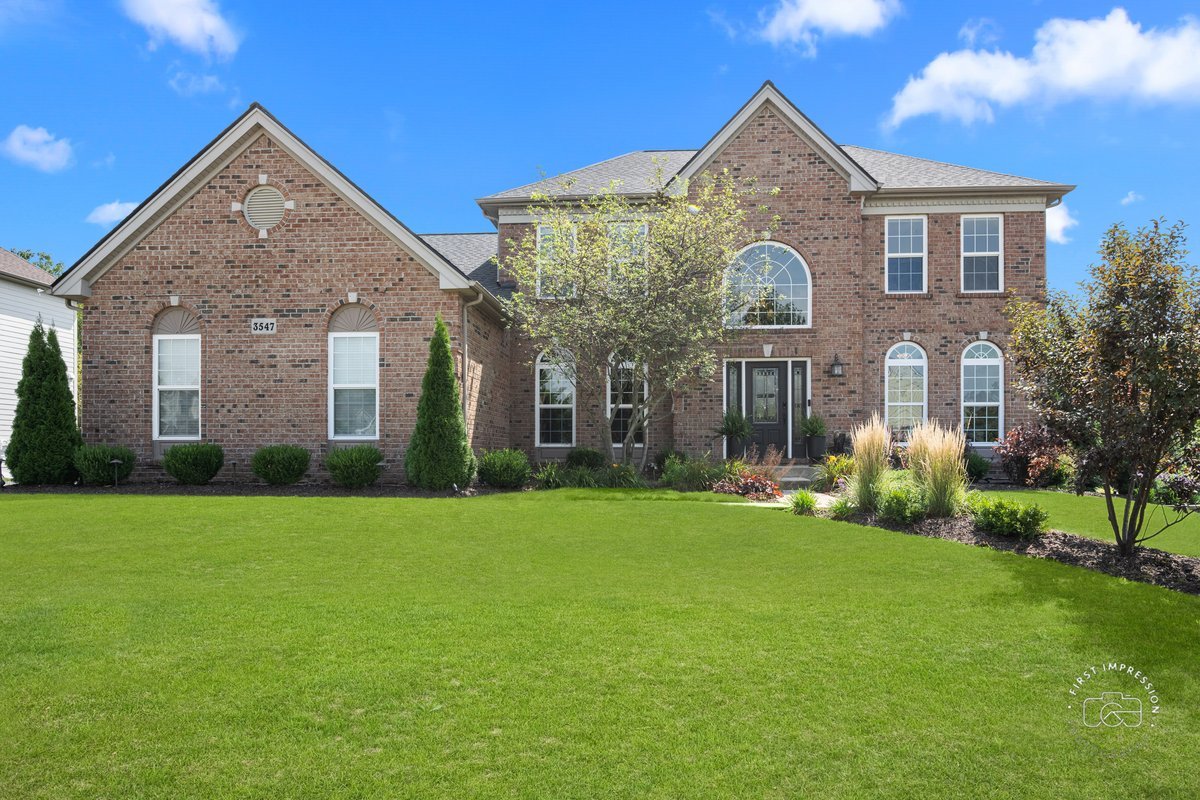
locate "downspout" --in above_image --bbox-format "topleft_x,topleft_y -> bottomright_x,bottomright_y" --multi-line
462,286 -> 486,424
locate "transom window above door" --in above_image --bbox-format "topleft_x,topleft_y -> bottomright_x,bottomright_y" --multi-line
726,242 -> 812,328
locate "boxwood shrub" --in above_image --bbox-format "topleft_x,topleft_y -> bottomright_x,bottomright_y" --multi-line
565,447 -> 606,471
969,495 -> 1049,539
477,448 -> 531,488
163,443 -> 224,485
327,445 -> 382,489
74,444 -> 136,486
251,445 -> 311,486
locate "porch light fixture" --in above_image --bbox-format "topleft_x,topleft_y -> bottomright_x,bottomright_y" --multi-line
829,354 -> 845,378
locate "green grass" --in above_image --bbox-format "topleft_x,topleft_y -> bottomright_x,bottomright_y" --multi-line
2,490 -> 1198,798
983,489 -> 1200,557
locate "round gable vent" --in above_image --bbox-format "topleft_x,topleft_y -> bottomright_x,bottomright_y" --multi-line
244,186 -> 286,230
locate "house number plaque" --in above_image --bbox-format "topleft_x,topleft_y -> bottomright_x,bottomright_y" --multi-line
250,318 -> 277,334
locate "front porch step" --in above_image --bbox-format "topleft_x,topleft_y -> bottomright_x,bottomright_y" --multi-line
778,465 -> 818,487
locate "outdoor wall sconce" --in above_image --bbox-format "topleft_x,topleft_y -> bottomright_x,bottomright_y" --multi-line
829,354 -> 845,378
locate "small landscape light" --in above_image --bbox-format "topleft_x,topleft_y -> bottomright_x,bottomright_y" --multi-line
109,458 -> 124,487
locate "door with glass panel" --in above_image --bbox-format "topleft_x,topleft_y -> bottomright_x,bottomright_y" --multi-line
744,361 -> 788,453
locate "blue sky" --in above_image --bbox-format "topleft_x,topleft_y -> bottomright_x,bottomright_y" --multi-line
1,1 -> 1197,291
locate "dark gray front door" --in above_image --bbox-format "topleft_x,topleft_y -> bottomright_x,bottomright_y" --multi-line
744,361 -> 788,453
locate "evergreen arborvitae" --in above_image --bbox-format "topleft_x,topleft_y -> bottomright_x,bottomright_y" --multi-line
405,315 -> 476,489
5,322 -> 82,484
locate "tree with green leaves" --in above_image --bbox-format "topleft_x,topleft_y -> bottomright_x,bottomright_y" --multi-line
405,314 -> 476,490
5,321 -> 82,484
502,167 -> 777,466
1007,219 -> 1200,555
11,249 -> 65,277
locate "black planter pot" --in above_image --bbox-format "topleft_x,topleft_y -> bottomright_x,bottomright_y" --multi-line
806,434 -> 827,461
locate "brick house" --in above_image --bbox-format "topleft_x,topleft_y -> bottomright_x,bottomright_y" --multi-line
54,82 -> 1071,478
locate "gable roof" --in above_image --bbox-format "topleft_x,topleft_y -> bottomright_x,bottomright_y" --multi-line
420,232 -> 508,300
0,247 -> 55,288
54,104 -> 484,301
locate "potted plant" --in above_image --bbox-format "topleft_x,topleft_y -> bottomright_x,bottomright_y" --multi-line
802,414 -> 827,461
716,408 -> 753,456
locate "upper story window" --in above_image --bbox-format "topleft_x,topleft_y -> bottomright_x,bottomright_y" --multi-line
885,216 -> 926,294
726,242 -> 812,328
536,225 -> 577,299
536,351 -> 575,446
328,304 -> 380,440
962,215 -> 1003,292
608,222 -> 647,268
152,308 -> 201,441
885,342 -> 927,439
962,341 -> 1004,445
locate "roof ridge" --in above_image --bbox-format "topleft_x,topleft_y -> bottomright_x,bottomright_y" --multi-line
420,231 -> 497,237
841,143 -> 1058,185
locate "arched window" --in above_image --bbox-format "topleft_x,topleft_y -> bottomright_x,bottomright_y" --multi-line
607,357 -> 648,446
885,342 -> 927,438
536,351 -> 575,446
152,307 -> 201,441
962,341 -> 1003,444
726,242 -> 812,328
328,304 -> 379,440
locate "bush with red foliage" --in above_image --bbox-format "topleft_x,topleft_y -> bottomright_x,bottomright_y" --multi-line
994,425 -> 1070,487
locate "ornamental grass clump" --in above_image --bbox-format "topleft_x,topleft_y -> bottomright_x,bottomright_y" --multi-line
908,420 -> 968,518
850,413 -> 890,514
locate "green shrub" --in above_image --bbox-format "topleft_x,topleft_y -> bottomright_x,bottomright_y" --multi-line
800,414 -> 827,436
828,497 -> 857,520
970,496 -> 1049,539
653,448 -> 685,473
565,447 -> 606,471
74,445 -> 135,486
789,489 -> 818,515
163,443 -> 224,485
598,463 -> 645,488
534,462 -> 564,489
251,445 -> 310,486
327,445 -> 382,489
812,453 -> 854,492
404,315 -> 476,490
561,465 -> 599,488
662,455 -> 723,492
6,323 -> 81,485
878,482 -> 927,525
965,451 -> 991,482
477,449 -> 532,488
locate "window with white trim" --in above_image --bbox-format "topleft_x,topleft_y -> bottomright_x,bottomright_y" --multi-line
536,224 -> 577,299
536,351 -> 575,446
608,222 -> 647,269
962,215 -> 1002,292
726,242 -> 812,327
885,216 -> 926,293
329,323 -> 380,439
885,342 -> 927,438
608,359 -> 647,446
152,308 -> 201,441
962,342 -> 1003,444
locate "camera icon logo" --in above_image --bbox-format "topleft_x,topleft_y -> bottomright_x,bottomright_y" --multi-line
1082,692 -> 1143,728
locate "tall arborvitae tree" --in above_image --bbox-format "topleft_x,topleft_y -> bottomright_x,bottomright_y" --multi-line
404,315 -> 476,490
5,322 -> 82,484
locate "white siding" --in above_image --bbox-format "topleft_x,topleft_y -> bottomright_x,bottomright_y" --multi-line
0,276 -> 77,475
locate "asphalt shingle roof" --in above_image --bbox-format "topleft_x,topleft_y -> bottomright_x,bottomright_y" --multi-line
480,150 -> 696,202
419,233 -> 507,298
0,247 -> 55,287
839,146 -> 1063,190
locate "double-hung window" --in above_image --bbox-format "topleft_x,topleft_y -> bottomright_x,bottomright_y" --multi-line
329,332 -> 379,439
608,360 -> 647,446
536,352 -> 575,446
536,224 -> 577,299
885,216 -> 926,294
885,342 -> 927,439
153,334 -> 201,440
962,215 -> 1003,292
962,342 -> 1004,444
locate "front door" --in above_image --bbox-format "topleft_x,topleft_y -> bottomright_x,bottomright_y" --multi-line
744,361 -> 788,454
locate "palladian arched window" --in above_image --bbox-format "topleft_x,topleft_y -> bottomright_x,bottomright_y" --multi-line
152,307 -> 201,441
962,341 -> 1003,444
328,304 -> 379,440
726,242 -> 812,328
885,342 -> 927,438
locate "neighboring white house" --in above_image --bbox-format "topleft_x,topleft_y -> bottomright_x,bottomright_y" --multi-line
0,247 -> 77,475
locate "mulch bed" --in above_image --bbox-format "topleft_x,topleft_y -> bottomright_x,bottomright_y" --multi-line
901,515 -> 1200,595
0,482 -> 504,499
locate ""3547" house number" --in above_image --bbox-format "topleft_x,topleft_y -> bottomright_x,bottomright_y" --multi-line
250,318 -> 277,334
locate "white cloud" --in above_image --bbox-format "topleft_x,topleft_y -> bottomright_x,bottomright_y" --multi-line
169,71 -> 224,96
958,17 -> 999,47
85,200 -> 137,226
2,124 -> 72,172
760,0 -> 899,54
1120,190 -> 1144,206
121,0 -> 240,58
888,9 -> 1200,127
1046,203 -> 1078,245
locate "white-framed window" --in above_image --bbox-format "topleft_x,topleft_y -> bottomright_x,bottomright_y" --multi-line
328,332 -> 379,439
885,216 -> 926,294
608,359 -> 648,446
961,215 -> 1003,293
536,224 -> 577,299
885,342 -> 927,439
962,341 -> 1004,445
726,241 -> 812,327
153,334 -> 201,441
536,351 -> 575,446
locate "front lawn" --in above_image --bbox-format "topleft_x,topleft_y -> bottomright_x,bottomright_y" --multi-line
2,490 -> 1197,798
984,489 -> 1200,557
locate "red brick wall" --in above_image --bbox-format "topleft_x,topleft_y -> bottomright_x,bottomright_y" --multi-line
80,133 -> 478,481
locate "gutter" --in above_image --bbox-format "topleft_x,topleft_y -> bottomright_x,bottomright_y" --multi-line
461,285 -> 488,423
